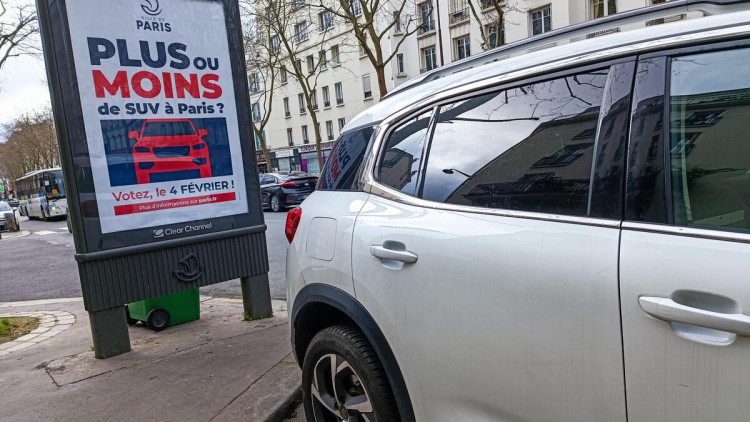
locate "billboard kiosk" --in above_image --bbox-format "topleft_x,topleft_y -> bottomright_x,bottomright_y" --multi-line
37,0 -> 270,358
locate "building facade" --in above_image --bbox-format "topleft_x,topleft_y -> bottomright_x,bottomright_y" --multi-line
248,0 -> 660,175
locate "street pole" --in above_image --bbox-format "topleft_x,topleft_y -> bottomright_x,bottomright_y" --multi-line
241,273 -> 273,319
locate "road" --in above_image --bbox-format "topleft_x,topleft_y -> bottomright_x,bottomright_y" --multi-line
0,212 -> 290,302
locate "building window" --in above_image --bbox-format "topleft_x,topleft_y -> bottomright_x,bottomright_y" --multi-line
455,36 -> 471,60
362,74 -> 372,99
530,6 -> 552,36
287,128 -> 294,146
319,50 -> 328,69
280,66 -> 287,84
485,22 -> 504,49
331,45 -> 340,65
293,0 -> 305,9
283,97 -> 290,118
251,102 -> 261,122
338,118 -> 346,130
295,21 -> 309,42
335,82 -> 344,105
302,125 -> 309,144
322,86 -> 331,107
248,72 -> 260,94
298,93 -> 306,114
270,35 -> 280,52
326,121 -> 334,140
449,0 -> 469,24
419,2 -> 435,34
319,10 -> 334,30
350,0 -> 362,16
422,46 -> 437,72
311,89 -> 319,110
396,53 -> 406,76
394,12 -> 403,34
306,55 -> 314,74
591,0 -> 617,18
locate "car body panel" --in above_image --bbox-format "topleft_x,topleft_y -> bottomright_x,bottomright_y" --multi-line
286,190 -> 370,298
351,195 -> 626,421
620,227 -> 750,421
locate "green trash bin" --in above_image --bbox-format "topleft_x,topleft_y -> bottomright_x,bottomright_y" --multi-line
126,288 -> 200,331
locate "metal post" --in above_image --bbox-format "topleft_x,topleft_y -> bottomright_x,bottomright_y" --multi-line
240,273 -> 273,319
88,306 -> 131,359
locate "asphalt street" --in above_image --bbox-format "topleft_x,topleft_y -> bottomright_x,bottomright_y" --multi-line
0,211 -> 289,302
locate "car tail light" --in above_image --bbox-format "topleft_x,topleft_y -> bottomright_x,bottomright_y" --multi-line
285,207 -> 302,243
280,180 -> 297,187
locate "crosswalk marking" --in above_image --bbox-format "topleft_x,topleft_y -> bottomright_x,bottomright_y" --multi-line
57,227 -> 68,231
34,230 -> 57,236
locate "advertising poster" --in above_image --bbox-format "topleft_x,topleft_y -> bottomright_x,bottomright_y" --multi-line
66,0 -> 248,234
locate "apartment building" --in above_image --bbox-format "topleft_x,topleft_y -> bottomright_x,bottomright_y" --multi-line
248,0 -> 659,175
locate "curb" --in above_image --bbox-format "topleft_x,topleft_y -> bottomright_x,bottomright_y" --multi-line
0,230 -> 31,241
265,384 -> 303,422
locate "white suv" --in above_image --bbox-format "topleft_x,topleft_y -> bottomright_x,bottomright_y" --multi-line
286,1 -> 750,420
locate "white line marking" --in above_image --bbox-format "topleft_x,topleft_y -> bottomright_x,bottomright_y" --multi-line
34,230 -> 57,236
57,227 -> 68,231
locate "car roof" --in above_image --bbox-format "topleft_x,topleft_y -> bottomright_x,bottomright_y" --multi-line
345,4 -> 750,132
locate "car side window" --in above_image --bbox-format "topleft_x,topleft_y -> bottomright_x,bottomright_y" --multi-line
669,48 -> 750,233
260,175 -> 271,184
420,69 -> 609,216
377,111 -> 433,197
318,126 -> 376,191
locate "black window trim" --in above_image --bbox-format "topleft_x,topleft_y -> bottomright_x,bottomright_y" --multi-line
625,39 -> 750,233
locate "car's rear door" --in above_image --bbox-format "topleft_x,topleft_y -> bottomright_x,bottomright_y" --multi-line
620,43 -> 750,421
352,63 -> 635,421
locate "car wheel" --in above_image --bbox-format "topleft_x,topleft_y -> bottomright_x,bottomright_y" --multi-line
146,309 -> 170,331
302,324 -> 399,422
270,195 -> 283,212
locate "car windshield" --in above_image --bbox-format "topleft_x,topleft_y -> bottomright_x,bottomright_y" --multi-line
0,202 -> 11,211
142,121 -> 195,137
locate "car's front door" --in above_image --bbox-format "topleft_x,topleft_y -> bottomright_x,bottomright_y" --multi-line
621,46 -> 750,421
352,63 -> 635,421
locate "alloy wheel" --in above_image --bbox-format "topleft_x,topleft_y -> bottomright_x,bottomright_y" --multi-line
310,353 -> 374,422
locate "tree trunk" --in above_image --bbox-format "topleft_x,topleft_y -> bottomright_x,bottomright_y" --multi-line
376,65 -> 388,99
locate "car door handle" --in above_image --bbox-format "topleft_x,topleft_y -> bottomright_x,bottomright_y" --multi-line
370,244 -> 418,264
639,296 -> 750,336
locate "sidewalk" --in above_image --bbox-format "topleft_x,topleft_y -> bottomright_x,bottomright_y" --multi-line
0,296 -> 301,422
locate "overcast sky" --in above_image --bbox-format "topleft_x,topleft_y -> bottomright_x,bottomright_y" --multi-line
0,53 -> 50,129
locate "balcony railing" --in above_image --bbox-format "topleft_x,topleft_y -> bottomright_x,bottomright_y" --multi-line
449,8 -> 469,24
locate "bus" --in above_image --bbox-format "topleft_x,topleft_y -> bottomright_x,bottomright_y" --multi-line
14,168 -> 68,220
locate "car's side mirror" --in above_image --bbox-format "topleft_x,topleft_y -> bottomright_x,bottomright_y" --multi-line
198,128 -> 208,137
128,131 -> 139,140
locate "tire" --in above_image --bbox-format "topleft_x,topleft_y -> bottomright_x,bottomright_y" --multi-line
146,309 -> 170,331
302,324 -> 399,422
270,194 -> 283,212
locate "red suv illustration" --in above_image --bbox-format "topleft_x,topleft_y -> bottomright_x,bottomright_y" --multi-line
129,118 -> 212,184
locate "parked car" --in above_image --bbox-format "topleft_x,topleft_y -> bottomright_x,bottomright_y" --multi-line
0,201 -> 20,231
260,172 -> 317,212
286,2 -> 750,421
129,118 -> 211,184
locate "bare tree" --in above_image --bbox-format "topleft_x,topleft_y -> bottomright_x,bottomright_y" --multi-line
256,0 -> 343,167
0,109 -> 59,183
466,0 -> 523,52
0,0 -> 38,70
318,0 -> 420,99
241,2 -> 283,172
